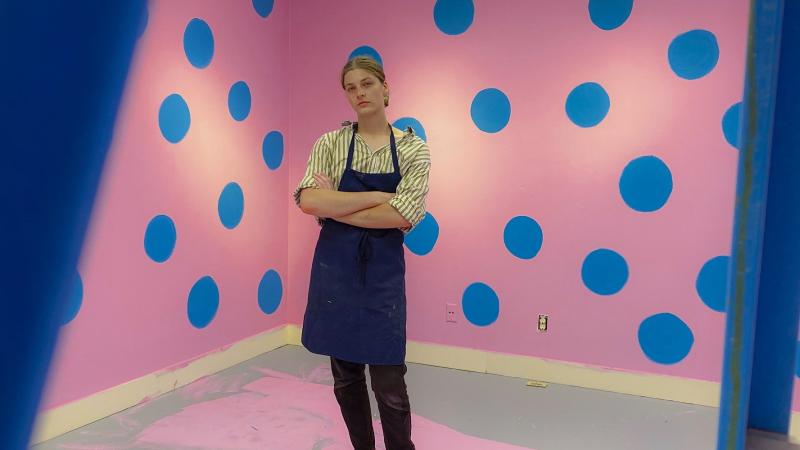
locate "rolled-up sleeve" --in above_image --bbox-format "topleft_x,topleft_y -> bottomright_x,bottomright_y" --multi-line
293,134 -> 331,225
389,140 -> 431,232
293,134 -> 330,207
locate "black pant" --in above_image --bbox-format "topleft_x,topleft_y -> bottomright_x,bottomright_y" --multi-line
330,357 -> 415,450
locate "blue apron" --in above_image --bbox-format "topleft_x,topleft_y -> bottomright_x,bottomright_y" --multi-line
302,122 -> 407,365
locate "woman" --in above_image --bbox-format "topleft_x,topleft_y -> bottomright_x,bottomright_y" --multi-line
293,56 -> 431,450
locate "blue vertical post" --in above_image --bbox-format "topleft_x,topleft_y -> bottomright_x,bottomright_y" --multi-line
0,1 -> 145,449
748,0 -> 800,435
717,0 -> 800,448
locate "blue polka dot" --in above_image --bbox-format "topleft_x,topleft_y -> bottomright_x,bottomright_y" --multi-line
228,81 -> 251,121
619,156 -> 673,212
218,182 -> 244,229
61,272 -> 83,326
262,130 -> 284,170
348,46 -> 383,66
252,0 -> 275,18
144,214 -> 177,263
668,29 -> 719,80
187,276 -> 219,329
393,117 -> 427,142
638,313 -> 694,364
258,269 -> 283,315
582,249 -> 628,295
462,282 -> 499,327
504,216 -> 543,260
471,88 -> 511,133
404,212 -> 439,256
588,0 -> 633,30
566,82 -> 610,128
696,256 -> 729,312
434,0 -> 474,35
158,94 -> 191,143
184,18 -> 214,69
722,102 -> 742,149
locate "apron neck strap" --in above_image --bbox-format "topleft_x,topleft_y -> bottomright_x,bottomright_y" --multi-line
346,122 -> 400,174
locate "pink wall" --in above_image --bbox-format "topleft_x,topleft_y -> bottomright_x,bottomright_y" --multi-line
45,0 -> 800,417
288,0 -> 752,390
42,0 -> 291,410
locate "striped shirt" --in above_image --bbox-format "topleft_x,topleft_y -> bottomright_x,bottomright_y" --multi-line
293,122 -> 431,231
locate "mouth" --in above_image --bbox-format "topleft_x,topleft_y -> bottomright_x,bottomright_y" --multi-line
358,101 -> 369,106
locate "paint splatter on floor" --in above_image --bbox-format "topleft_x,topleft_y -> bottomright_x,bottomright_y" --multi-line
134,369 -> 532,449
36,345 -> 719,450
55,366 -> 532,449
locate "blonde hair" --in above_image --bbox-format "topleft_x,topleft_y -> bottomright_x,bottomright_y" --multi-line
341,56 -> 389,107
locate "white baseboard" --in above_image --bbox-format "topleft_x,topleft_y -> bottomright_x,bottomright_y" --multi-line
287,324 -> 719,405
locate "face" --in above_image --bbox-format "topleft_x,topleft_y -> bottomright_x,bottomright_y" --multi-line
343,68 -> 388,115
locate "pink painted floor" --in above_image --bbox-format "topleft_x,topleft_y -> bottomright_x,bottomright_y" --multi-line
35,345 -> 716,450
132,369 -> 531,449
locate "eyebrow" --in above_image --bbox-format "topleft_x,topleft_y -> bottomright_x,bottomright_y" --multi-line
344,77 -> 373,87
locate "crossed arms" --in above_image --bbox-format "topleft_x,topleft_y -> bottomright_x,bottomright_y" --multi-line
298,173 -> 411,230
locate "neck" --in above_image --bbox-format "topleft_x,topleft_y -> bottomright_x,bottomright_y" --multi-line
356,111 -> 390,135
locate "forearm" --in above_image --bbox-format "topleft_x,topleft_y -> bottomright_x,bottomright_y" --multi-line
335,203 -> 411,229
299,189 -> 384,218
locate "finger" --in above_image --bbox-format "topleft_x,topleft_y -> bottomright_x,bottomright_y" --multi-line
313,175 -> 332,189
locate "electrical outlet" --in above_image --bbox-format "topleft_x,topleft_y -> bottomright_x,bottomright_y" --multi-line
537,314 -> 548,332
446,303 -> 457,323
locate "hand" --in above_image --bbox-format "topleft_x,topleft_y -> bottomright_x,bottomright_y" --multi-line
313,172 -> 334,190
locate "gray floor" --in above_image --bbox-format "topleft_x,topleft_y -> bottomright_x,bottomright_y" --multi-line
34,344 -> 720,450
